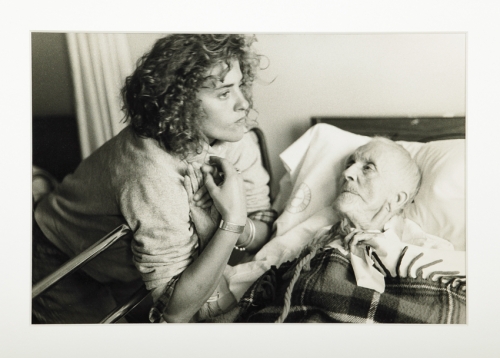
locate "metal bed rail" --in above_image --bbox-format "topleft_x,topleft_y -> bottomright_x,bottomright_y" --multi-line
32,224 -> 152,323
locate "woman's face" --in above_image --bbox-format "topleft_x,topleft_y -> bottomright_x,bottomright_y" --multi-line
197,59 -> 250,144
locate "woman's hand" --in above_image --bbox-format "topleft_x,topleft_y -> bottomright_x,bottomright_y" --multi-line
190,162 -> 214,209
165,157 -> 246,322
184,164 -> 220,247
202,156 -> 247,225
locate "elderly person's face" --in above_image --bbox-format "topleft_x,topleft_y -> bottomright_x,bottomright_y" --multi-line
333,140 -> 408,229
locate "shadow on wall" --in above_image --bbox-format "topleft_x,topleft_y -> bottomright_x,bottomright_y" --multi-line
32,115 -> 81,182
32,32 -> 81,181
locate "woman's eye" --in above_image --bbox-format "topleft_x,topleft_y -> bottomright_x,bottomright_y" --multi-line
218,91 -> 230,99
364,164 -> 374,171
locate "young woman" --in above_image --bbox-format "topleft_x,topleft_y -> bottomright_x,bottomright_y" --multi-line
32,34 -> 275,323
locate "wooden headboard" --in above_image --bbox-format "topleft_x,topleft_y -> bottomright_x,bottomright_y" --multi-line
311,116 -> 466,142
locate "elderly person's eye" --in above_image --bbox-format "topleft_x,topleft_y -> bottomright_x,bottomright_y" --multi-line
363,164 -> 375,171
345,160 -> 354,169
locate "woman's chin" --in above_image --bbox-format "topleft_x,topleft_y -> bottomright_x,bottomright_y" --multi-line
222,129 -> 246,143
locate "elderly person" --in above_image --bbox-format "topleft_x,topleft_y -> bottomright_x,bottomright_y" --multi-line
213,137 -> 466,323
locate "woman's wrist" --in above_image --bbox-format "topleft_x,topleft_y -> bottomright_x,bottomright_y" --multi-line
218,218 -> 246,235
235,218 -> 256,251
236,222 -> 251,246
221,214 -> 246,227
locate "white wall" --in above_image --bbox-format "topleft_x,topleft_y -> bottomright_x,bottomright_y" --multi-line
126,33 -> 466,193
126,33 -> 166,64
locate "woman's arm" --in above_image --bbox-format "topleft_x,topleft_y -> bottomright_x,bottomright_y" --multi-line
190,189 -> 274,255
193,133 -> 276,254
163,227 -> 241,322
163,156 -> 247,322
236,218 -> 271,253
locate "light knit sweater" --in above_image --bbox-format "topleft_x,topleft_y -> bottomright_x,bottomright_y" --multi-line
35,126 -> 272,301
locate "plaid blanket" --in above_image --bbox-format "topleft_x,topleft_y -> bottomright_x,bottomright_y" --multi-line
229,247 -> 466,323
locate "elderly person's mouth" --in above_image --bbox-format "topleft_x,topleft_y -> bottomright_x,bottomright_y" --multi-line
341,187 -> 359,196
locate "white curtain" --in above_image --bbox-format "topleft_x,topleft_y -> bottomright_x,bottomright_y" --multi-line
66,33 -> 134,159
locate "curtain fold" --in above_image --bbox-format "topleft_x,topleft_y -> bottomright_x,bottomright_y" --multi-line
66,33 -> 133,159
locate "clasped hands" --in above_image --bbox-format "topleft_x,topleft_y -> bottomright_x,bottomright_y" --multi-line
341,218 -> 404,276
183,156 -> 247,247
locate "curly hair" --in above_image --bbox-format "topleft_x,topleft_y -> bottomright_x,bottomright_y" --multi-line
121,34 -> 260,158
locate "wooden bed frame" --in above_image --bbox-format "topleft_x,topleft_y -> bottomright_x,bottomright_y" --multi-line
311,116 -> 466,142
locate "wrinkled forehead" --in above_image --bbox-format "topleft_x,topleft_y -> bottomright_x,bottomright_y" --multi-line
353,140 -> 389,158
351,140 -> 403,167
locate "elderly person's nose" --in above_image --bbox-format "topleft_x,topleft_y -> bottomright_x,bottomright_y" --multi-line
343,164 -> 358,181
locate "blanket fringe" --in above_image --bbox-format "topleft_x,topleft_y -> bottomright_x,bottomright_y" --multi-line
396,247 -> 463,287
275,240 -> 466,323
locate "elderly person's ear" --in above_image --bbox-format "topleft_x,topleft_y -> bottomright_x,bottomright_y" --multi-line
388,191 -> 409,213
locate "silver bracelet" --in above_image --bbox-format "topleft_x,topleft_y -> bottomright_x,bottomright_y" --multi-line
219,219 -> 245,234
235,218 -> 256,251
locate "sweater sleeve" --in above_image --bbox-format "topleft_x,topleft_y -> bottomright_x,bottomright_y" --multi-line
226,131 -> 273,215
119,162 -> 198,301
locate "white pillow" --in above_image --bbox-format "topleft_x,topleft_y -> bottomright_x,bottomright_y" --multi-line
402,140 -> 466,251
275,124 -> 466,250
273,124 -> 369,236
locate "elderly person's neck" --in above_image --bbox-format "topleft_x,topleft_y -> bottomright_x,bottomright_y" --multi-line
334,202 -> 400,234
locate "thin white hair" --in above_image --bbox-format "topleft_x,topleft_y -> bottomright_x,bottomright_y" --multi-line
366,136 -> 422,207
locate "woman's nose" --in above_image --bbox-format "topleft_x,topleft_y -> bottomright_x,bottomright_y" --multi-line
235,89 -> 250,112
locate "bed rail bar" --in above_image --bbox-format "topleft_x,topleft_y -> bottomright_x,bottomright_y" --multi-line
32,224 -> 132,299
100,285 -> 151,323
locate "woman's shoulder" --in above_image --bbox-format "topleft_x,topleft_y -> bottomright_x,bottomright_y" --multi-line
114,127 -> 175,162
102,127 -> 183,182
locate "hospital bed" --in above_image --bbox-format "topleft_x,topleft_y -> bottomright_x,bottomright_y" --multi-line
220,115 -> 466,323
33,116 -> 466,323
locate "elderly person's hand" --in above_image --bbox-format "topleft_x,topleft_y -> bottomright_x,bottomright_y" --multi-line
343,227 -> 404,277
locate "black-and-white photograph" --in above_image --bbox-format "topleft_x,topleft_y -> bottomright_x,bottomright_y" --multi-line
4,0 -> 500,357
31,32 -> 466,324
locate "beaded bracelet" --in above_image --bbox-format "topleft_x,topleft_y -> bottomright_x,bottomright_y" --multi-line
234,218 -> 256,251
